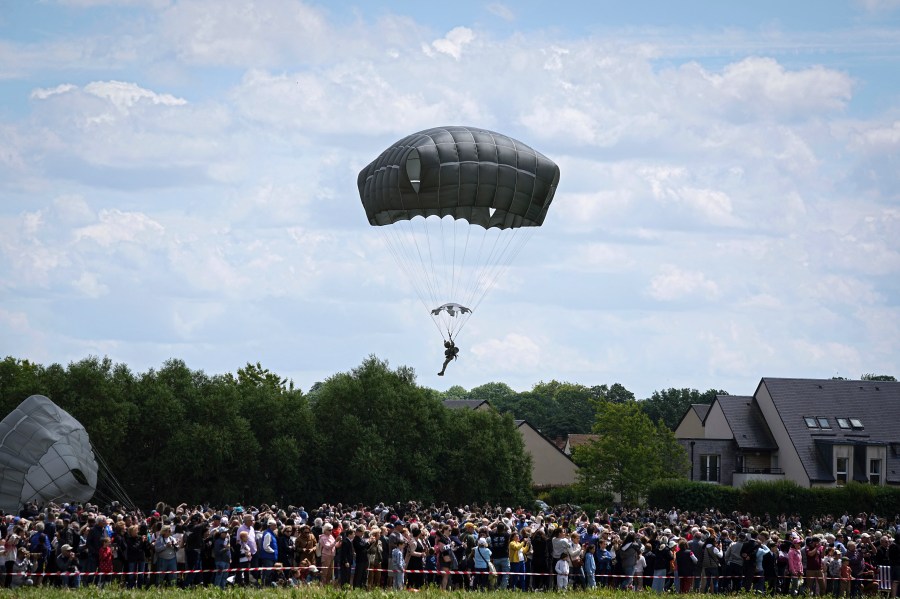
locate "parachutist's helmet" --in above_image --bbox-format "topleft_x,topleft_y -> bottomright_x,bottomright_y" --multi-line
444,341 -> 451,348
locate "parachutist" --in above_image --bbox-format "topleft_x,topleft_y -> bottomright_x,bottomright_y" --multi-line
437,339 -> 459,376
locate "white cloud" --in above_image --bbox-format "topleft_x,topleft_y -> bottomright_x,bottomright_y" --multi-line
486,3 -> 515,21
74,209 -> 165,247
648,265 -> 720,301
856,0 -> 900,11
55,0 -> 171,6
30,84 -> 78,100
158,0 -> 331,67
82,80 -> 187,111
73,272 -> 109,297
426,27 -> 475,60
470,333 -> 542,371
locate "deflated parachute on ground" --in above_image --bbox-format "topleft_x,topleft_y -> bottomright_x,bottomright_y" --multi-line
358,126 -> 560,339
0,395 -> 97,513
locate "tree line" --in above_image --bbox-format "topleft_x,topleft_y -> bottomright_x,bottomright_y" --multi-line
438,381 -> 726,436
0,355 -> 532,508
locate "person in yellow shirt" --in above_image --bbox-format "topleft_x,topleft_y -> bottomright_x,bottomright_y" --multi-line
509,531 -> 527,591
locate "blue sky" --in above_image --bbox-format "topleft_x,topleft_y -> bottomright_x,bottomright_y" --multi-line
1,0 -> 898,399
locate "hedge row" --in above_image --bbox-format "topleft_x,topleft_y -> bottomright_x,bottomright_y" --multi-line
646,480 -> 900,519
537,485 -> 614,512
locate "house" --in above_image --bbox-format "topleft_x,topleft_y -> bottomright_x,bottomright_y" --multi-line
673,404 -> 711,439
442,400 -> 578,487
675,378 -> 900,488
559,433 -> 600,456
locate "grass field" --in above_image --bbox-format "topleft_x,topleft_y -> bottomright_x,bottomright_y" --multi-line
5,586 -> 672,599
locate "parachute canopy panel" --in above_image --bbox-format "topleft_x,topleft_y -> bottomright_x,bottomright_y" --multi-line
358,126 -> 560,230
0,395 -> 98,514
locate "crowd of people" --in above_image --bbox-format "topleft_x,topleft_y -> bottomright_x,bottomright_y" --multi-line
2,499 -> 900,595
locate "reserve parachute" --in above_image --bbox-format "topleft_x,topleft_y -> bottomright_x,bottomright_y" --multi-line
0,395 -> 98,513
358,126 -> 560,340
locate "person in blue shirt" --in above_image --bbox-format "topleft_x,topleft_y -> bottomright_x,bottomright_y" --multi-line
583,543 -> 598,588
595,539 -> 614,587
473,537 -> 493,590
258,519 -> 279,587
391,538 -> 406,590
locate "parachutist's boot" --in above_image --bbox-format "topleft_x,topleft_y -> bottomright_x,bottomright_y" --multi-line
437,370 -> 444,376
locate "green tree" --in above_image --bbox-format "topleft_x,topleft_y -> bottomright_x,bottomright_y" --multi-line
574,400 -> 689,506
640,387 -> 726,430
861,373 -> 896,381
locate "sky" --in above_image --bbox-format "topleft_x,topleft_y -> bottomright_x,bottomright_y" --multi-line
1,0 -> 899,400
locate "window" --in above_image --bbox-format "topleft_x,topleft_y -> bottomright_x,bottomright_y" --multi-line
816,417 -> 830,428
836,418 -> 850,429
836,457 -> 848,485
700,455 -> 720,482
849,418 -> 864,429
804,417 -> 818,428
869,459 -> 882,485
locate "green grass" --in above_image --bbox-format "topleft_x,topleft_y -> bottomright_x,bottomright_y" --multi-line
0,586 -> 723,599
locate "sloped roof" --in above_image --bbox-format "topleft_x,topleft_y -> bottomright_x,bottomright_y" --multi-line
759,378 -> 900,484
515,420 -> 576,464
566,434 -> 600,450
692,403 -> 711,422
716,395 -> 777,451
442,399 -> 489,410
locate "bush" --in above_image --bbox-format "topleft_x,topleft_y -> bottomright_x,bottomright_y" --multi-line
646,479 -> 740,512
540,484 -> 613,510
647,479 -> 900,520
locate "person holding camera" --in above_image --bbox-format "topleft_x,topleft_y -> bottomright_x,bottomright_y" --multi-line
154,527 -> 178,586
55,544 -> 80,588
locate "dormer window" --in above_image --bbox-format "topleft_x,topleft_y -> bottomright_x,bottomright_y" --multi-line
849,418 -> 864,430
817,417 -> 830,428
836,418 -> 851,429
804,417 -> 818,428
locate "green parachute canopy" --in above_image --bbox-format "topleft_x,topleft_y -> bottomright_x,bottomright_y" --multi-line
358,126 -> 560,339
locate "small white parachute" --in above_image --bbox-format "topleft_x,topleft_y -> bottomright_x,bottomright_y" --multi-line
0,395 -> 98,514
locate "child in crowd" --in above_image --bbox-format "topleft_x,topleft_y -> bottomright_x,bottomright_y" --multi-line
556,550 -> 571,591
97,537 -> 114,587
839,556 -> 852,597
392,538 -> 406,590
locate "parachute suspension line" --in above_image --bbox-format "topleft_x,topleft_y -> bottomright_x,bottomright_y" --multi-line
384,225 -> 446,342
486,226 -> 536,307
94,445 -> 136,509
471,225 -> 536,313
462,224 -> 508,309
92,443 -> 137,509
381,223 -> 425,305
381,226 -> 434,315
455,225 -> 537,338
438,213 -> 447,301
395,186 -> 440,307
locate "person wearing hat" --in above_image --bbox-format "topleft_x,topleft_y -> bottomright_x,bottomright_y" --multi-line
154,526 -> 179,587
473,537 -> 493,591
56,543 -> 80,588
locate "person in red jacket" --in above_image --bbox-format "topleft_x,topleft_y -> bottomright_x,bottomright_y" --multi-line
97,536 -> 114,587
